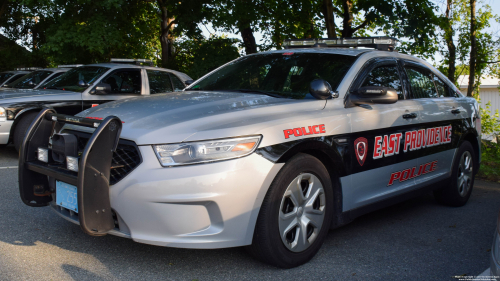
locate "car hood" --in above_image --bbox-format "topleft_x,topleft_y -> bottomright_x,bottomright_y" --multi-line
0,89 -> 79,102
74,91 -> 326,145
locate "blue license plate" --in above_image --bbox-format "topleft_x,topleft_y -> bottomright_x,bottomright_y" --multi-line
56,181 -> 78,213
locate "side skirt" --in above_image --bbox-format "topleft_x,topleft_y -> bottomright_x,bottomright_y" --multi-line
331,177 -> 450,229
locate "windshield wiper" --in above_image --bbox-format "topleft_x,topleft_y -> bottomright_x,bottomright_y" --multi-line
45,87 -> 59,90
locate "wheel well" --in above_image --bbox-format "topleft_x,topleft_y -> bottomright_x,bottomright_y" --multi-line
9,109 -> 41,143
462,132 -> 480,172
280,145 -> 347,229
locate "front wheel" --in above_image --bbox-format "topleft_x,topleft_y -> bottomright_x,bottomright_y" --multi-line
434,141 -> 476,207
247,153 -> 334,268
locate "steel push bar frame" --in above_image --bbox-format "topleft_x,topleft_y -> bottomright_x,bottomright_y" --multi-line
19,108 -> 122,236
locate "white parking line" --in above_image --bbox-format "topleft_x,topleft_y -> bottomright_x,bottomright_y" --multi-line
0,166 -> 18,169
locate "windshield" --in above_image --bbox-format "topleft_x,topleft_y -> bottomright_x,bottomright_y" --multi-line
189,53 -> 357,99
5,70 -> 52,89
43,66 -> 109,92
0,72 -> 14,84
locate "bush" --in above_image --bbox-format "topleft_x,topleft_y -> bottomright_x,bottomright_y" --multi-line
477,140 -> 500,182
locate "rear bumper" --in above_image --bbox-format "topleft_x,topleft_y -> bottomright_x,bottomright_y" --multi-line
0,120 -> 13,144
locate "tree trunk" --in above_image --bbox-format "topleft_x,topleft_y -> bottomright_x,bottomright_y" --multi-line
239,23 -> 257,54
158,0 -> 175,68
444,0 -> 457,84
467,0 -> 476,97
322,0 -> 337,38
273,19 -> 282,50
341,0 -> 354,38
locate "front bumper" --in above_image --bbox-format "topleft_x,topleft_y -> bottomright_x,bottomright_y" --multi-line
0,120 -> 13,144
53,148 -> 283,249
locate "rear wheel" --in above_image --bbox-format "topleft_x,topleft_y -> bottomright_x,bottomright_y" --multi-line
13,112 -> 38,152
434,141 -> 476,207
247,153 -> 334,268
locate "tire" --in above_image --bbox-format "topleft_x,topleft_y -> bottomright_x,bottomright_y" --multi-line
13,112 -> 38,152
434,141 -> 476,207
247,153 -> 334,268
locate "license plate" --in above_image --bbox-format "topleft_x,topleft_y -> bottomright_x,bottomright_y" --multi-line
56,181 -> 78,213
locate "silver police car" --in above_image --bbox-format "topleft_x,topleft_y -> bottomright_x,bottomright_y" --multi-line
18,37 -> 480,268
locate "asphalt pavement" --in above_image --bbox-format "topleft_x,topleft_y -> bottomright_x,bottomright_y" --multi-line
1,144 -> 498,280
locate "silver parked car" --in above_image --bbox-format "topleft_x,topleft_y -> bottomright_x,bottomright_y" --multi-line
18,37 -> 480,268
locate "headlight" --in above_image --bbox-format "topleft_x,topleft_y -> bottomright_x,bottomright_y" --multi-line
0,107 -> 5,122
153,135 -> 262,167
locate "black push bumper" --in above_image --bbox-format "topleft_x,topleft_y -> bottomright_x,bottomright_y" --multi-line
19,108 -> 122,236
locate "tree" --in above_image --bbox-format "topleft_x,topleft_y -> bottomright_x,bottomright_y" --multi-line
174,36 -> 240,79
317,0 -> 441,59
155,0 -> 210,68
441,0 -> 459,83
467,0 -> 477,97
35,0 -> 160,65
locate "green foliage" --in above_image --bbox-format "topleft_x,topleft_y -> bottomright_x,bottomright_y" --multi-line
478,100 -> 500,139
40,0 -> 159,65
478,140 -> 500,182
437,1 -> 499,85
174,36 -> 240,79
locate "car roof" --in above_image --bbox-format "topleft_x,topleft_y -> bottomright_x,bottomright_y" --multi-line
1,70 -> 31,74
84,63 -> 192,81
253,47 -> 430,69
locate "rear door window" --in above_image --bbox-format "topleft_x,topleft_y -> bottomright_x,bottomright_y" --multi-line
101,69 -> 142,94
147,70 -> 173,94
432,75 -> 453,97
404,66 -> 438,99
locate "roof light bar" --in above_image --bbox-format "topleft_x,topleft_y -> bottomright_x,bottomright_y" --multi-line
283,36 -> 399,51
110,58 -> 154,66
58,64 -> 84,68
15,67 -> 42,71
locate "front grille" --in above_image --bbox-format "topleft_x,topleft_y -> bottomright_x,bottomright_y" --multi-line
70,131 -> 142,185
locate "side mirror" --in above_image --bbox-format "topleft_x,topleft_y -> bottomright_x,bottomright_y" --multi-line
184,79 -> 194,86
78,80 -> 88,87
347,86 -> 398,106
93,83 -> 111,95
309,79 -> 337,100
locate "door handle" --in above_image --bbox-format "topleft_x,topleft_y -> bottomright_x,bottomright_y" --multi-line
451,109 -> 461,114
402,113 -> 417,119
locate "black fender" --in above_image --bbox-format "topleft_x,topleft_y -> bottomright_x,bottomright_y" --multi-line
9,106 -> 49,143
455,119 -> 481,173
256,137 -> 351,228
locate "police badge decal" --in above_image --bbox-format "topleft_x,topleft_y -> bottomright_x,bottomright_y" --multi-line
354,137 -> 368,166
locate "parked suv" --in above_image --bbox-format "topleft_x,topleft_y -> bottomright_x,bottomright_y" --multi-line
0,59 -> 191,150
19,37 -> 480,268
0,68 -> 35,87
0,65 -> 81,92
